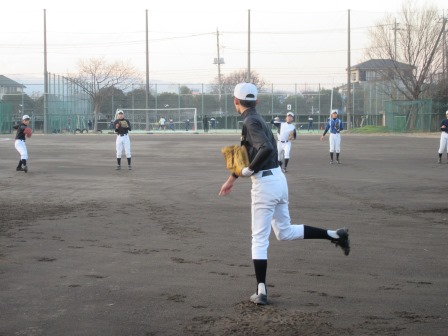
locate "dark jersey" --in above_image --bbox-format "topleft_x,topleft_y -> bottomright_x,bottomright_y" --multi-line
241,108 -> 278,173
13,123 -> 28,141
114,118 -> 132,135
440,119 -> 448,133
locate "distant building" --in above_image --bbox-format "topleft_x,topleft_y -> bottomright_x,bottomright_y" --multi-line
349,59 -> 414,83
0,75 -> 25,100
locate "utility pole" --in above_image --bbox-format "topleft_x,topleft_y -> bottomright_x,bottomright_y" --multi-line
213,28 -> 224,112
145,9 -> 150,131
346,9 -> 351,131
43,9 -> 48,134
247,9 -> 251,82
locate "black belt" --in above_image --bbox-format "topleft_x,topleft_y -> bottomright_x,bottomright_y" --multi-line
261,170 -> 273,177
119,134 -> 128,136
280,140 -> 288,143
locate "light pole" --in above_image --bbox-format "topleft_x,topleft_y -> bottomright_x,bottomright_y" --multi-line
214,28 -> 225,113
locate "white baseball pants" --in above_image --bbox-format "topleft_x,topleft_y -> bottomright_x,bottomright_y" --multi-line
277,141 -> 291,162
250,167 -> 305,260
15,140 -> 28,160
438,132 -> 448,154
116,134 -> 131,158
329,133 -> 341,153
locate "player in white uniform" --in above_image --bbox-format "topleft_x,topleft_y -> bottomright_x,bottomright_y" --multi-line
114,110 -> 132,170
271,112 -> 297,173
219,83 -> 350,306
438,111 -> 448,163
321,110 -> 343,164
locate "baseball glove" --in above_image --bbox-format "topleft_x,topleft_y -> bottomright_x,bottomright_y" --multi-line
24,128 -> 32,138
221,145 -> 249,177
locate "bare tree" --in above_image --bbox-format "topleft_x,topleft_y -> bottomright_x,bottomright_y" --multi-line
366,0 -> 446,101
67,57 -> 141,131
211,70 -> 267,95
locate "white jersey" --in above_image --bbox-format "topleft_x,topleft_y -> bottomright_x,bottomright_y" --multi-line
277,122 -> 296,142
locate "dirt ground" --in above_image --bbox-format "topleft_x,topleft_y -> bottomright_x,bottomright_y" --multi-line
0,131 -> 447,336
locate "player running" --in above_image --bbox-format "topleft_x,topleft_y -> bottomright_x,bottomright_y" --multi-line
219,83 -> 350,306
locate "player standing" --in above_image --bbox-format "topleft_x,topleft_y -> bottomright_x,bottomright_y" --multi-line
271,112 -> 297,173
13,115 -> 32,173
219,83 -> 350,305
437,111 -> 448,164
114,110 -> 132,170
320,110 -> 343,164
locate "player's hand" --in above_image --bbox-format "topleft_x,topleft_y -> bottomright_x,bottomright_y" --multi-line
442,125 -> 446,129
241,167 -> 254,177
320,136 -> 325,141
219,176 -> 237,196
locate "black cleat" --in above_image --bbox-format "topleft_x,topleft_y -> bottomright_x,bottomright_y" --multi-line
115,165 -> 121,170
330,160 -> 334,164
16,167 -> 24,171
128,165 -> 132,170
331,228 -> 350,256
23,165 -> 28,173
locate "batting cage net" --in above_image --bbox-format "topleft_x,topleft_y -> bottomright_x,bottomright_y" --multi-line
119,108 -> 197,132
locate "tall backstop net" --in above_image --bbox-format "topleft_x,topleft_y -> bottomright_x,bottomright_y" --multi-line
120,108 -> 197,131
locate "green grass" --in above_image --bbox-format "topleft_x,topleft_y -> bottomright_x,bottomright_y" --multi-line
349,125 -> 390,133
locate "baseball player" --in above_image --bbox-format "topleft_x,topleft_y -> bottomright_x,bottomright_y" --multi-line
271,112 -> 297,173
219,83 -> 350,306
13,115 -> 31,173
114,110 -> 132,170
437,110 -> 448,164
320,109 -> 343,164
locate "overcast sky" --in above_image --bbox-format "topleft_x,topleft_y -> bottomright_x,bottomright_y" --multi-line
1,0 -> 447,93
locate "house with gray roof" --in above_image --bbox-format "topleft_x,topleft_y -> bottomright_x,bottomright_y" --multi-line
0,75 -> 25,100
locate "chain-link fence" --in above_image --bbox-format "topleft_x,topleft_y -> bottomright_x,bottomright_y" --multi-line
2,73 -> 447,134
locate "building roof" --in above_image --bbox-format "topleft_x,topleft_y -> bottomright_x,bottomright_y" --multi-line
0,75 -> 24,87
351,59 -> 413,71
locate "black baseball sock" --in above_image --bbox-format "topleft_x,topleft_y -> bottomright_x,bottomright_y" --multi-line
17,160 -> 22,168
336,153 -> 340,160
304,225 -> 332,240
330,152 -> 334,161
284,159 -> 289,168
127,158 -> 131,165
21,159 -> 27,166
253,259 -> 267,287
439,153 -> 442,158
117,158 -> 121,165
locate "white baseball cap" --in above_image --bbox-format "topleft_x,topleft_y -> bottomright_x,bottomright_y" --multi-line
286,112 -> 294,117
446,110 -> 448,115
331,109 -> 338,114
22,114 -> 30,120
233,83 -> 258,101
117,110 -> 124,115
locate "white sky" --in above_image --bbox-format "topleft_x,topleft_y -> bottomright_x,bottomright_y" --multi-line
1,0 -> 447,92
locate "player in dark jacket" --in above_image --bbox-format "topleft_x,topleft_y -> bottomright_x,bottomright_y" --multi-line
13,115 -> 31,173
219,83 -> 350,306
114,110 -> 132,170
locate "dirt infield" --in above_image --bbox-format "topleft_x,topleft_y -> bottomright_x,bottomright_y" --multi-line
1,132 -> 447,336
